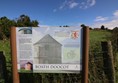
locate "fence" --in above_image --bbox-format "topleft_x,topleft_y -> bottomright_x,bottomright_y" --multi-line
89,41 -> 115,83
0,51 -> 7,83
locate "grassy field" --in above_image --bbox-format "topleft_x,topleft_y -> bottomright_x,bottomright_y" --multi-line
89,29 -> 112,54
89,29 -> 118,82
90,29 -> 111,42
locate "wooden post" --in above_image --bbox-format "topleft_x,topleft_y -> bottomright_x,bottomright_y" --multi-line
81,25 -> 89,83
101,41 -> 115,83
0,51 -> 7,83
10,27 -> 20,83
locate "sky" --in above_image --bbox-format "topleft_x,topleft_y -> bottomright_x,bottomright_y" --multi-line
0,0 -> 118,29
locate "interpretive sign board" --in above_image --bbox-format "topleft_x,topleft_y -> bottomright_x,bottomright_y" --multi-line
15,26 -> 82,73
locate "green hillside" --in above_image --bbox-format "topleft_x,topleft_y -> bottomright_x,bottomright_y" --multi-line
89,29 -> 113,83
90,29 -> 111,42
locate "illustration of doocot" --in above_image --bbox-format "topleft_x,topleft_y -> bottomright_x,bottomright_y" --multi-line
34,34 -> 62,64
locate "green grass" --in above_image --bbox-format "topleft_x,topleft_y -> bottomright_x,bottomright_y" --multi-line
0,40 -> 11,62
90,30 -> 111,42
19,69 -> 33,73
89,30 -> 113,82
89,30 -> 112,52
0,40 -> 12,83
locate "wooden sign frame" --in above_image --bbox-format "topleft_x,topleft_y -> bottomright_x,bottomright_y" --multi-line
10,26 -> 89,83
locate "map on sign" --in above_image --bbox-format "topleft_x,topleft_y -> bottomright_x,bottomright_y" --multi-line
16,27 -> 82,73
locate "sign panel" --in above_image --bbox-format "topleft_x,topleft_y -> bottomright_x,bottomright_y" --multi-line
16,27 -> 82,73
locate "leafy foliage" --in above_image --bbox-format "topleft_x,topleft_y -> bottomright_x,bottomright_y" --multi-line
0,14 -> 39,40
0,17 -> 16,39
16,15 -> 39,27
101,25 -> 105,30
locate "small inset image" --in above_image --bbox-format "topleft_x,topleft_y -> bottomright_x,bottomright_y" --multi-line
18,27 -> 32,34
20,60 -> 33,72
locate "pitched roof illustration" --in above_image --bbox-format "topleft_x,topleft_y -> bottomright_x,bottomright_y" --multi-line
34,34 -> 62,46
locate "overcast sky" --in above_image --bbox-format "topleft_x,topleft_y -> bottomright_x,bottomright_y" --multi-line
0,0 -> 118,29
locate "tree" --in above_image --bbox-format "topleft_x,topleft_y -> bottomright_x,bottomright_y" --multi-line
0,14 -> 39,40
31,20 -> 39,27
101,25 -> 105,30
16,14 -> 39,27
0,16 -> 16,40
89,27 -> 92,30
63,25 -> 69,27
81,24 -> 86,27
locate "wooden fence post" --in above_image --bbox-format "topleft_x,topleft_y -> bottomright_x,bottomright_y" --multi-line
81,25 -> 89,83
10,27 -> 20,83
0,51 -> 7,83
101,41 -> 115,83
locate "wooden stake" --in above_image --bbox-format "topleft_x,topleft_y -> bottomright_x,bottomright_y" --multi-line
101,41 -> 115,83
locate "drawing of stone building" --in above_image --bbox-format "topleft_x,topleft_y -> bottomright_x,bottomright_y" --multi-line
34,34 -> 62,64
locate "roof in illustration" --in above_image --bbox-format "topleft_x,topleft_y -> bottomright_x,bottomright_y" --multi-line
34,34 -> 62,46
